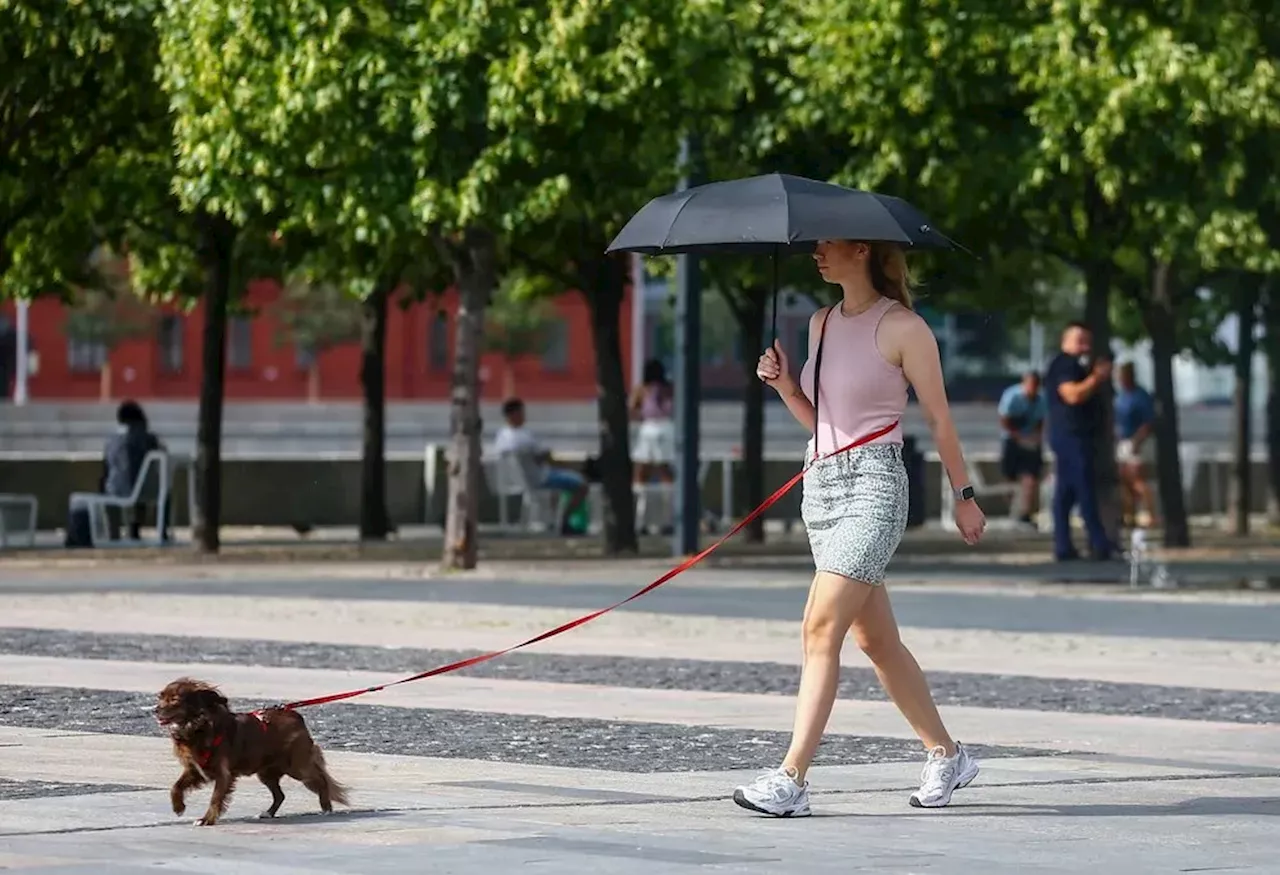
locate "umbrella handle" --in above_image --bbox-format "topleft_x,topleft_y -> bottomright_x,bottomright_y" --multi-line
770,247 -> 779,345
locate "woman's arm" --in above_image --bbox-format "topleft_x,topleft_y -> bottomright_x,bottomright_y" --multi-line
758,309 -> 823,433
898,315 -> 969,493
777,373 -> 816,434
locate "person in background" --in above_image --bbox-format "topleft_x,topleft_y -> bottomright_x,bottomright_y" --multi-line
102,399 -> 167,540
494,397 -> 589,534
1114,361 -> 1158,528
997,370 -> 1047,528
1043,322 -> 1117,561
629,358 -> 675,486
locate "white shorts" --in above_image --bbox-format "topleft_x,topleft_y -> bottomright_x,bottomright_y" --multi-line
1116,438 -> 1154,465
634,419 -> 675,465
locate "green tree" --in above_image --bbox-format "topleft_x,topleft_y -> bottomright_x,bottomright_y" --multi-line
106,118 -> 284,553
0,0 -> 164,300
688,1 -> 837,542
151,0 -> 451,543
498,0 -> 753,554
799,0 -> 1278,547
1011,3 -> 1279,547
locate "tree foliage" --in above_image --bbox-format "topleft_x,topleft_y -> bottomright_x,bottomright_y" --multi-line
0,0 -> 164,299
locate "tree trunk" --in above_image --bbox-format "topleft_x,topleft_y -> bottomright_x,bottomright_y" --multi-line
1082,261 -> 1122,544
583,254 -> 639,554
358,280 -> 391,541
193,212 -> 236,554
441,229 -> 496,570
730,289 -> 767,543
1232,280 -> 1259,535
1140,260 -> 1190,547
501,361 -> 516,399
306,361 -> 321,403
1263,286 -> 1280,524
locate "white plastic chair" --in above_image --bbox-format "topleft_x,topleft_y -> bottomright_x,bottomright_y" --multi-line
68,450 -> 170,547
0,494 -> 38,548
492,450 -> 567,533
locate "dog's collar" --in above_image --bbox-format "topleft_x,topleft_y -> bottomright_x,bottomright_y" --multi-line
196,734 -> 224,767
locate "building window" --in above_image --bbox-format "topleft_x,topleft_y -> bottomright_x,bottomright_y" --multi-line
67,338 -> 107,373
227,316 -> 253,370
428,310 -> 449,371
157,314 -> 184,373
541,321 -> 569,373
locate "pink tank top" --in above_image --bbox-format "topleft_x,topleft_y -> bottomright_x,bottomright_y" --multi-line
639,383 -> 672,420
798,297 -> 907,455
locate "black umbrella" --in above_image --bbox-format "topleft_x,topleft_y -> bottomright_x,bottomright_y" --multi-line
606,172 -> 967,340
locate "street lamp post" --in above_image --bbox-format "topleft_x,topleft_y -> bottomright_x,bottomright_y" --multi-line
672,135 -> 702,556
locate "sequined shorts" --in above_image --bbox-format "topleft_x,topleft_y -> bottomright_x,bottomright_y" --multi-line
800,444 -> 908,585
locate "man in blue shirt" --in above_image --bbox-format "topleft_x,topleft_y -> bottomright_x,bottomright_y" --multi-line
1042,322 -> 1117,561
998,371 -> 1048,526
1114,361 -> 1157,527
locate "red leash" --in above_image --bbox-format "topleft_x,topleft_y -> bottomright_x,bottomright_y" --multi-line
278,419 -> 900,711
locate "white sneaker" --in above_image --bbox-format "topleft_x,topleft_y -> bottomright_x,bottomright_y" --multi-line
909,742 -> 979,808
732,766 -> 812,817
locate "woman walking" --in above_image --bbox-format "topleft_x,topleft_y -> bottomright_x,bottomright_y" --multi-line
736,239 -> 987,817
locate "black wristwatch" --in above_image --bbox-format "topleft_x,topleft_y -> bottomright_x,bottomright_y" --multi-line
954,485 -> 976,502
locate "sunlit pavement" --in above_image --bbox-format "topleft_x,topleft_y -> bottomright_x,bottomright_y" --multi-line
1,562 -> 1278,873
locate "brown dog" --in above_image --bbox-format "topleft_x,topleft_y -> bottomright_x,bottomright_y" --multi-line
155,678 -> 349,826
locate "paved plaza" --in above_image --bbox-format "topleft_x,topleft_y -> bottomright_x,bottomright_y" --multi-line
0,559 -> 1278,873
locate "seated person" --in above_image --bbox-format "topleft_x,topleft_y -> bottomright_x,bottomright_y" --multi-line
101,399 -> 167,540
494,397 -> 588,533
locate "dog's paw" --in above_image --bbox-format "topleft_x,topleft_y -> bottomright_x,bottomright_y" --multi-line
172,802 -> 186,816
257,809 -> 276,820
194,815 -> 218,827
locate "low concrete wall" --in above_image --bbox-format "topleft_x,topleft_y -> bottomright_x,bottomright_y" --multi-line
1,448 -> 1269,531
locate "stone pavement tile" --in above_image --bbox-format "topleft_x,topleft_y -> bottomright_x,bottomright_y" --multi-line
10,626 -> 1280,715
2,770 -> 1276,872
5,591 -> 1280,692
4,656 -> 1278,770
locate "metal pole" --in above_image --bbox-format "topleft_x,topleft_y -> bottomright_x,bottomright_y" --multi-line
672,134 -> 702,556
14,299 -> 29,405
630,253 -> 646,389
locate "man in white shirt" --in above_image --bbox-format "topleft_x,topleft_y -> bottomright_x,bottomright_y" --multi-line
494,398 -> 588,531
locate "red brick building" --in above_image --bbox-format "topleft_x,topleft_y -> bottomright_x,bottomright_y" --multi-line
2,279 -> 633,402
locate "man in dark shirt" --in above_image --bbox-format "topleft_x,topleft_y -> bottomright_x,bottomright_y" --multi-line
1042,322 -> 1116,560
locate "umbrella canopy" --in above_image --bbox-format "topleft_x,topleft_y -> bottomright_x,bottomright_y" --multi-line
606,173 -> 962,256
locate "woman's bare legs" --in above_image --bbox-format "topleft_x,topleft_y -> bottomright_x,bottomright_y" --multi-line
781,574 -> 958,783
780,571 -> 875,781
851,584 -> 955,754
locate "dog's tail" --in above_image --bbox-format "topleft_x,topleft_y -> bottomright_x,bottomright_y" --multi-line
312,746 -> 350,807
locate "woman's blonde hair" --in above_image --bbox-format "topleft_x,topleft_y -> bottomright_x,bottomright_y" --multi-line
868,241 -> 914,310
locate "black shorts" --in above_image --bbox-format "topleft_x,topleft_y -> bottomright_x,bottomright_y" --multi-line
1001,439 -> 1044,480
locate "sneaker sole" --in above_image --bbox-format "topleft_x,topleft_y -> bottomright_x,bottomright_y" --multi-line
732,789 -> 811,818
908,760 -> 980,809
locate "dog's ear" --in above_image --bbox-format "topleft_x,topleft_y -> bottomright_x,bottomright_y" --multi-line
191,688 -> 229,711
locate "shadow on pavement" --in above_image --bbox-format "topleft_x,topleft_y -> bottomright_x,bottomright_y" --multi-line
947,796 -> 1280,817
